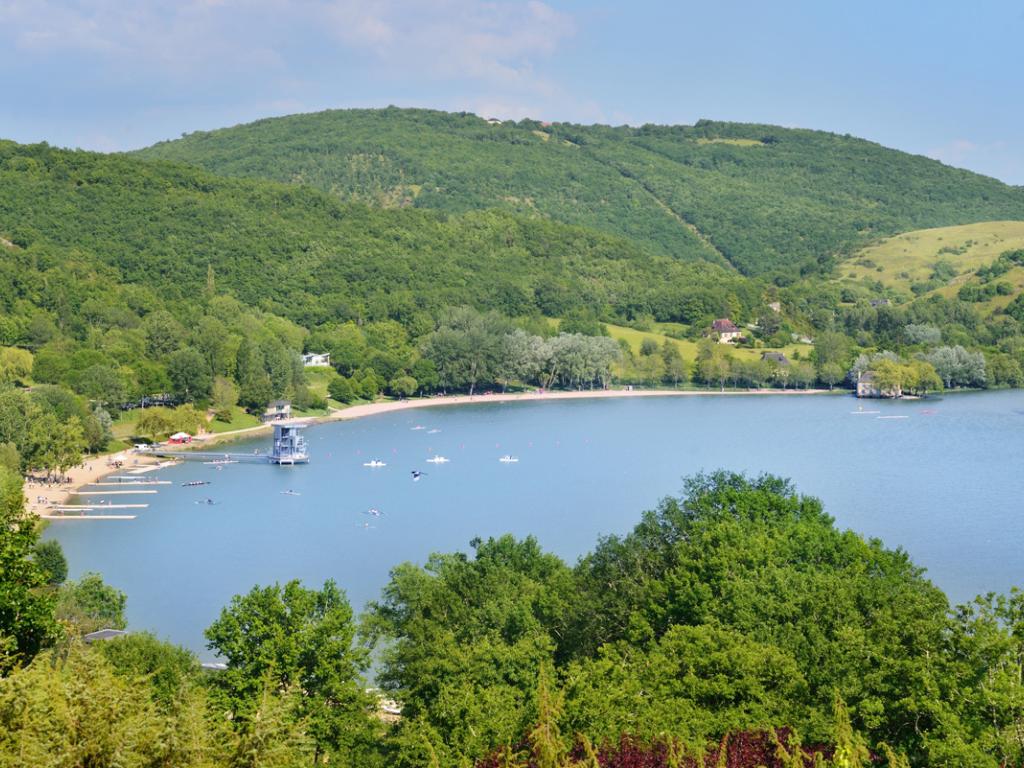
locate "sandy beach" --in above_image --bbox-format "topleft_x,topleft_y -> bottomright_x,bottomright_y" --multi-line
31,387 -> 831,515
324,386 -> 831,423
26,450 -> 171,516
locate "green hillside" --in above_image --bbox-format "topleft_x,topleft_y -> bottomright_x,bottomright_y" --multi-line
839,220 -> 1024,304
135,107 -> 1024,277
0,139 -> 756,332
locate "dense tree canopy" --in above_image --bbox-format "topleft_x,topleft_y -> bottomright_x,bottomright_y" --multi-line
137,108 -> 1024,277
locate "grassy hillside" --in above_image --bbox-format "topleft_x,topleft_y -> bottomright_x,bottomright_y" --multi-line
838,221 -> 1024,310
840,221 -> 1024,287
135,107 -> 1024,277
605,323 -> 812,363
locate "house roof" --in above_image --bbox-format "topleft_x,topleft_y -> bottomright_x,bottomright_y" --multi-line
711,318 -> 739,332
761,352 -> 790,364
268,400 -> 291,407
169,431 -> 191,439
83,628 -> 128,643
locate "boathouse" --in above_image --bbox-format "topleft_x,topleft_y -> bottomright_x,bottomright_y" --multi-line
270,422 -> 309,464
856,371 -> 901,399
263,400 -> 292,422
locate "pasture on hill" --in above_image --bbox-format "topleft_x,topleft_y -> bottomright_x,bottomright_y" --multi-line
604,323 -> 814,364
839,220 -> 1024,297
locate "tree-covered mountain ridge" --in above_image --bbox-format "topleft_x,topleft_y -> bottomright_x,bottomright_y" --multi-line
135,107 -> 1024,278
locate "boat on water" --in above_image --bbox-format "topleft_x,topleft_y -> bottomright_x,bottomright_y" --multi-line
182,480 -> 210,487
203,459 -> 238,465
498,455 -> 519,463
363,459 -> 387,468
410,426 -> 425,431
426,455 -> 450,464
280,490 -> 301,496
427,429 -> 441,434
877,415 -> 910,420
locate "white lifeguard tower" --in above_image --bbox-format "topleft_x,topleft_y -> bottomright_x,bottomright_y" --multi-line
270,423 -> 309,464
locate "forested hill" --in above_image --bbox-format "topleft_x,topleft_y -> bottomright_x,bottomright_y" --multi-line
135,107 -> 1024,277
0,139 -> 757,333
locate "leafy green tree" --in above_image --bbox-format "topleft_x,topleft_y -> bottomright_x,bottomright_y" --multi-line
33,540 -> 68,586
142,309 -> 186,357
695,340 -> 730,390
328,375 -> 357,403
661,340 -> 688,386
167,347 -> 212,402
205,579 -> 376,763
0,644 -> 169,767
389,375 -> 418,398
55,572 -> 127,634
74,363 -> 127,406
0,466 -> 59,669
566,471 -> 953,759
211,375 -> 239,421
640,338 -> 660,356
0,442 -> 19,473
366,536 -> 574,763
563,624 -> 810,746
96,631 -> 201,709
819,361 -> 845,390
135,407 -> 174,440
0,346 -> 33,385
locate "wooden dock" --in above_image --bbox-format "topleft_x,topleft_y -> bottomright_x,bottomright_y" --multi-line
75,490 -> 158,496
40,514 -> 137,520
56,503 -> 149,510
88,481 -> 170,486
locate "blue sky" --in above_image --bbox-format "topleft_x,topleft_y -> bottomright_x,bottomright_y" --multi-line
1,0 -> 1022,183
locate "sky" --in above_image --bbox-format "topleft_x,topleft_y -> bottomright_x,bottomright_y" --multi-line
1,0 -> 1022,183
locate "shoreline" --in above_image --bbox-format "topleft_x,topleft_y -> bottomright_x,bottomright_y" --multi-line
33,387 -> 835,515
26,451 -> 172,517
321,386 -> 836,424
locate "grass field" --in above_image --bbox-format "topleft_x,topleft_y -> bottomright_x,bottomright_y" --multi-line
205,407 -> 261,433
839,220 -> 1024,293
605,323 -> 813,362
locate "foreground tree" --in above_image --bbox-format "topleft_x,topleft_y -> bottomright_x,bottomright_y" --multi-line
205,579 -> 378,763
55,572 -> 127,634
0,466 -> 59,669
365,536 -> 574,765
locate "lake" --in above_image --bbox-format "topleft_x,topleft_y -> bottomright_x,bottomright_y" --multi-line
46,391 -> 1024,659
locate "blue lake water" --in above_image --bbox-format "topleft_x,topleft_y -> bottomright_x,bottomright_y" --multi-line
46,391 -> 1024,659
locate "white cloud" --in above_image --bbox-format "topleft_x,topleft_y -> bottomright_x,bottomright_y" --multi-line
0,1 -> 596,146
322,1 -> 574,93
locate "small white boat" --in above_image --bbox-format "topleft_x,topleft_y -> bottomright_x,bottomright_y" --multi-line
498,455 -> 519,463
410,426 -> 425,431
426,455 -> 450,464
363,460 -> 387,468
427,429 -> 441,434
877,415 -> 910,420
280,490 -> 301,496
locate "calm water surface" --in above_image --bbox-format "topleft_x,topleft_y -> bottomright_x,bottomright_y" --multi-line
46,391 -> 1024,658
